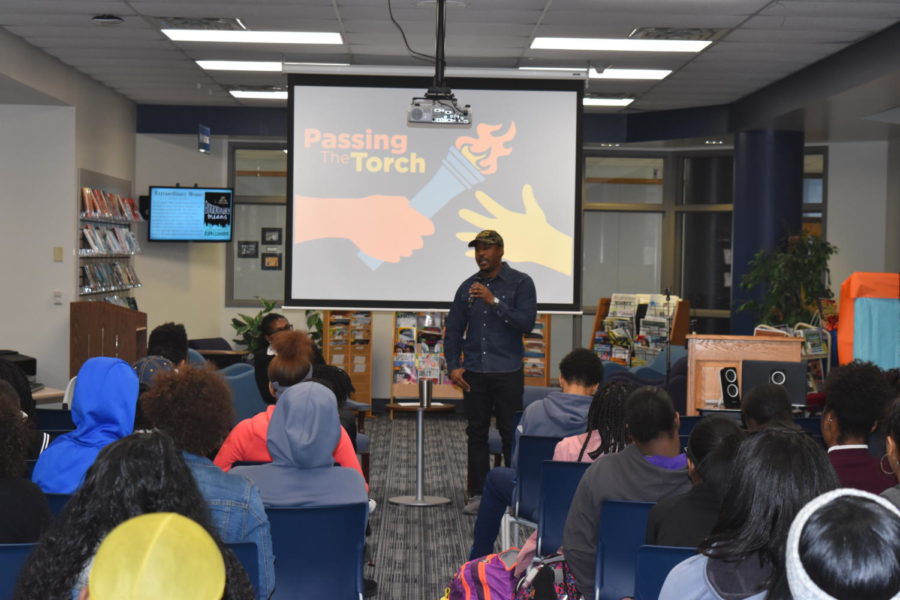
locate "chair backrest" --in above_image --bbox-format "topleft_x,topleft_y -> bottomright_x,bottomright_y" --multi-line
514,435 -> 562,522
536,461 -> 590,556
594,499 -> 656,600
264,503 -> 367,600
223,370 -> 268,424
794,416 -> 821,436
34,408 -> 75,431
219,362 -> 254,377
45,493 -> 72,517
227,542 -> 260,598
188,337 -> 232,351
678,415 -> 703,436
633,545 -> 696,600
0,543 -> 36,599
187,347 -> 207,366
62,376 -> 77,410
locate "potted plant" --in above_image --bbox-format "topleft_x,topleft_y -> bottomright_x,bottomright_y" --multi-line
739,232 -> 838,326
305,310 -> 324,349
230,297 -> 277,359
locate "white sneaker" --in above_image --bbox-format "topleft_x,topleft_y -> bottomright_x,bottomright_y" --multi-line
462,495 -> 481,515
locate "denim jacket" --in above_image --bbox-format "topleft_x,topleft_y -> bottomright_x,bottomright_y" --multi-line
183,451 -> 275,600
444,262 -> 537,373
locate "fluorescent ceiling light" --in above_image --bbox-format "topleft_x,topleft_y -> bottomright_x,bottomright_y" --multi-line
589,67 -> 671,80
583,97 -> 634,107
162,30 -> 342,44
518,66 -> 587,73
197,60 -> 282,71
284,61 -> 351,67
532,37 -> 710,53
230,90 -> 288,100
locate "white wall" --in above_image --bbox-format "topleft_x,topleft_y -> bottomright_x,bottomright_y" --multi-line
0,105 -> 76,387
0,29 -> 135,388
827,141 -> 891,287
885,138 -> 900,274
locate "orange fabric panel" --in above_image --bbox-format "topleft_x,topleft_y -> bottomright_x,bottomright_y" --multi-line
837,272 -> 900,364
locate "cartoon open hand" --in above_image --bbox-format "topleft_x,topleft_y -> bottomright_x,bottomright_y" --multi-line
456,184 -> 572,276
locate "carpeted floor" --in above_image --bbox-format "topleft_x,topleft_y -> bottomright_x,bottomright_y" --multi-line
364,412 -> 477,600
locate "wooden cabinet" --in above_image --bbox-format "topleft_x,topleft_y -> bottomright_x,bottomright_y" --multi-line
322,311 -> 372,404
70,301 -> 147,377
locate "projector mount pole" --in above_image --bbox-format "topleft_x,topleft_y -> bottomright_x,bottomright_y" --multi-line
427,0 -> 450,99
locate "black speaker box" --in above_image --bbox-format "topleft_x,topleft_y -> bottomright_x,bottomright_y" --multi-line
740,360 -> 808,405
720,366 -> 740,409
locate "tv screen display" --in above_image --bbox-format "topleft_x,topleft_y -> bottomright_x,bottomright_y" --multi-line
148,187 -> 233,242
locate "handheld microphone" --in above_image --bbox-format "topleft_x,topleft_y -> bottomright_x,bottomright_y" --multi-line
468,275 -> 483,307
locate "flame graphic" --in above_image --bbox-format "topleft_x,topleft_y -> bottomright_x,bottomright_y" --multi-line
455,122 -> 516,175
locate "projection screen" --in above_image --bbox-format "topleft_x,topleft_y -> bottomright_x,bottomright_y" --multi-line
286,75 -> 582,312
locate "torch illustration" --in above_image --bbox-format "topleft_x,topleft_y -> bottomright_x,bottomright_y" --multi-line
357,122 -> 516,270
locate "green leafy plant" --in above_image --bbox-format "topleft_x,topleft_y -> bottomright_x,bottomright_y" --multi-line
305,310 -> 324,348
739,232 -> 838,326
230,297 -> 277,358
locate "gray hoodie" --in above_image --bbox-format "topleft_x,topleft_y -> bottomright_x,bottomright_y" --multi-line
232,382 -> 368,508
513,390 -> 593,468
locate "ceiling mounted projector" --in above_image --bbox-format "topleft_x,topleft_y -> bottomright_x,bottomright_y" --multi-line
408,0 -> 471,126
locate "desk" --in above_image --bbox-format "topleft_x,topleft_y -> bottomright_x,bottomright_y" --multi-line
33,387 -> 65,405
196,349 -> 248,369
384,402 -> 455,420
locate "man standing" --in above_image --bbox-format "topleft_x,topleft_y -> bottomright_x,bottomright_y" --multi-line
444,230 -> 537,512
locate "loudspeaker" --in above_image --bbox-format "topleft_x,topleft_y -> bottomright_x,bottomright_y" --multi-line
720,367 -> 740,409
741,360 -> 807,405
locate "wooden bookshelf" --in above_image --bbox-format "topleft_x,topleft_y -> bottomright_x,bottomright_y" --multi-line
523,314 -> 552,386
70,301 -> 147,377
322,310 -> 372,404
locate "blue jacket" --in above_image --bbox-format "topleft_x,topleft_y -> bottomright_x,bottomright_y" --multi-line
32,357 -> 137,494
444,262 -> 537,373
233,382 -> 368,508
183,451 -> 275,600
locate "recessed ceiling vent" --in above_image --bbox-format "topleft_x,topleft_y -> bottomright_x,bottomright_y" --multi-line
629,27 -> 726,41
152,17 -> 246,31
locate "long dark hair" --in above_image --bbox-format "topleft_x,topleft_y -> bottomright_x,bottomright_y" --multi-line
0,380 -> 31,477
14,431 -> 253,600
700,427 -> 839,598
577,380 -> 634,461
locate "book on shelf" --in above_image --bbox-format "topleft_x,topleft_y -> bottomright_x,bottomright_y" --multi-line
638,317 -> 669,350
611,345 -> 631,365
609,293 -> 638,317
392,352 -> 417,383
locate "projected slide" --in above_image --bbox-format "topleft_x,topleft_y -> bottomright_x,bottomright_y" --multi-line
288,77 -> 580,310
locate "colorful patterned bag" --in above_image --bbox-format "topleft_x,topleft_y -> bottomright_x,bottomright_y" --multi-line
448,547 -> 519,600
514,553 -> 581,600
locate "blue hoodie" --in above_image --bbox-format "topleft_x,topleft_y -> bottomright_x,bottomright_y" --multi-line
232,382 -> 368,508
32,357 -> 138,494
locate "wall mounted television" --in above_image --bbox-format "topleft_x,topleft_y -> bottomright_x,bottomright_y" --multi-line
148,186 -> 233,242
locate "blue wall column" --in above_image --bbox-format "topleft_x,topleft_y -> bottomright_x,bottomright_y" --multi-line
731,130 -> 804,334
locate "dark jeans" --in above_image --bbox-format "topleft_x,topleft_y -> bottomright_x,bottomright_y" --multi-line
469,466 -> 516,559
463,369 -> 523,495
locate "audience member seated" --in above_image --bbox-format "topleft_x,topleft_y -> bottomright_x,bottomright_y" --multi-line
513,379 -> 634,575
15,431 -> 253,600
214,330 -> 365,486
252,313 -> 325,405
563,386 -> 692,597
659,426 -> 839,600
76,512 -> 227,600
467,348 -> 603,558
785,488 -> 900,600
147,321 -> 189,367
31,357 -> 138,494
308,363 -> 359,449
821,360 -> 894,494
131,354 -> 174,430
741,383 -> 794,432
646,415 -> 745,547
0,358 -> 48,457
232,382 -> 368,508
0,380 -> 51,543
879,399 -> 900,509
141,365 -> 275,600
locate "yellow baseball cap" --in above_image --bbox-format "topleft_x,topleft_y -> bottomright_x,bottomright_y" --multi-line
88,513 -> 226,600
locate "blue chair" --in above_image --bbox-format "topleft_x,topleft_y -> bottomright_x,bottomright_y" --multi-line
219,362 -> 254,377
536,461 -> 591,557
594,500 -> 656,600
345,400 -> 372,482
34,408 -> 75,431
637,346 -> 688,376
187,347 -> 206,366
265,503 -> 367,600
223,369 -> 268,424
634,545 -> 696,600
679,415 -> 703,436
500,435 -> 561,548
795,416 -> 821,436
488,410 -> 524,468
227,541 -> 260,598
601,361 -> 629,378
0,543 -> 36,599
523,385 -> 558,409
45,493 -> 71,517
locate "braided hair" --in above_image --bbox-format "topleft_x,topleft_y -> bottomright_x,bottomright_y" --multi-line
577,379 -> 636,461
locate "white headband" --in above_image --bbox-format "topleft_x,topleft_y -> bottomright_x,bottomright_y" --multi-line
786,487 -> 900,600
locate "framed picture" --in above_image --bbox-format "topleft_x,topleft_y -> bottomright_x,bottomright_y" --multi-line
237,240 -> 258,258
261,227 -> 282,244
261,252 -> 282,271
